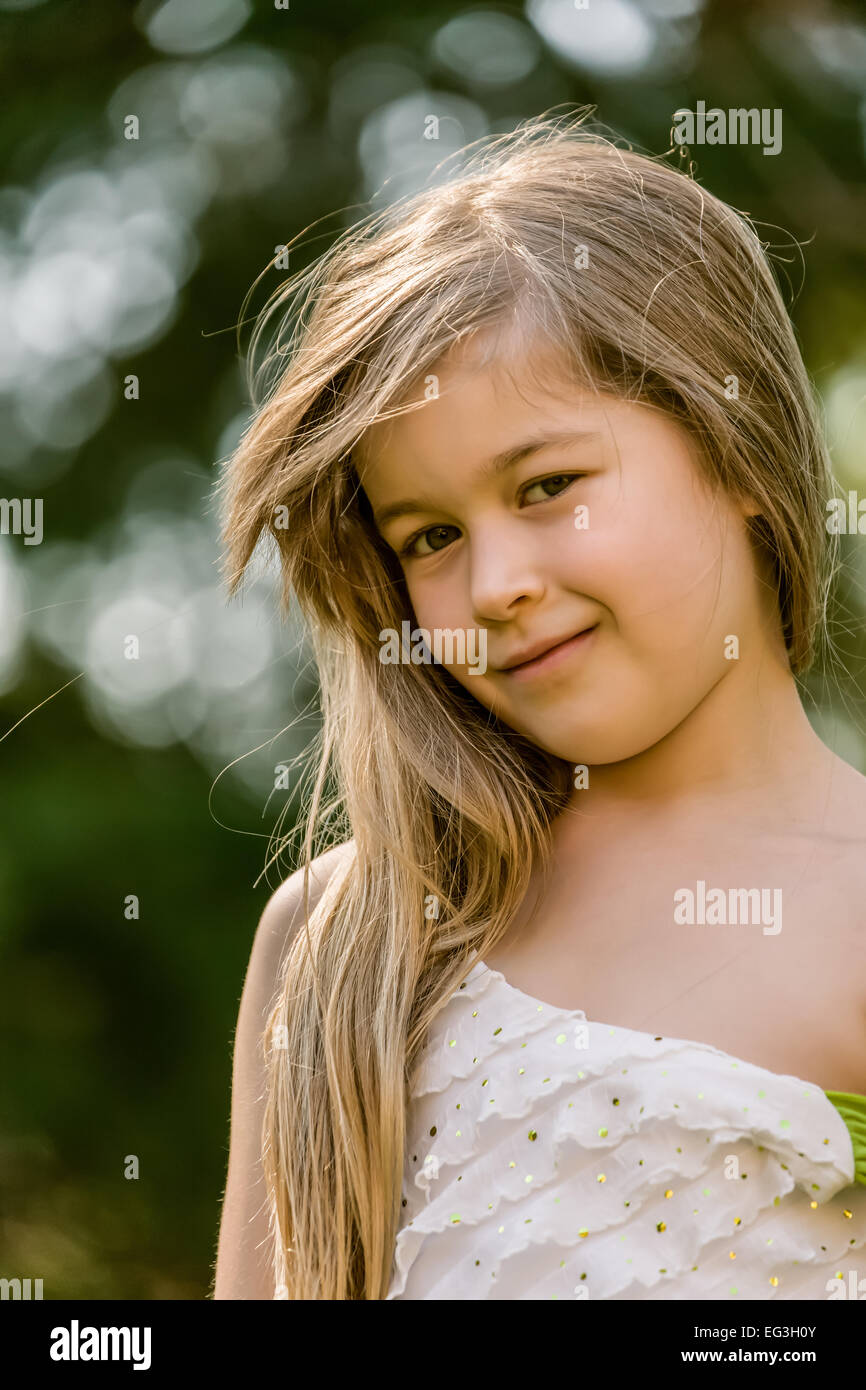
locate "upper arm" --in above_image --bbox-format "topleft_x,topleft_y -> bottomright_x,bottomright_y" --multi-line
212,841 -> 354,1300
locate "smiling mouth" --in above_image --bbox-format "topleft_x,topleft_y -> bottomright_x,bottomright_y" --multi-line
500,625 -> 598,680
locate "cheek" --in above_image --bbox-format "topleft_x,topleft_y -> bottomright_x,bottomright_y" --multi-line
405,568 -> 467,632
581,490 -> 729,631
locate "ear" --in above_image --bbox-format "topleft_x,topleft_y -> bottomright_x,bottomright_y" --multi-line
735,492 -> 763,519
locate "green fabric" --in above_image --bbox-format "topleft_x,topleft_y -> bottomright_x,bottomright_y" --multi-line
824,1090 -> 866,1186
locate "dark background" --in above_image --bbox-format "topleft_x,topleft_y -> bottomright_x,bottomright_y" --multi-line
0,0 -> 864,1298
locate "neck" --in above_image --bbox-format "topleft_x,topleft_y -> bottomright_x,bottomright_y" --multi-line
564,649 -> 833,826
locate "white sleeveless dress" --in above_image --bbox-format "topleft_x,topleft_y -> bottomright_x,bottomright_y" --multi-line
386,958 -> 865,1300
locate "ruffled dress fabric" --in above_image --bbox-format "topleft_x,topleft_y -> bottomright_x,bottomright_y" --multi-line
387,959 -> 865,1300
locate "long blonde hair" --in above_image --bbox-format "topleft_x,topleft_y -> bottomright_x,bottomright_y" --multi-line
215,111 -> 837,1298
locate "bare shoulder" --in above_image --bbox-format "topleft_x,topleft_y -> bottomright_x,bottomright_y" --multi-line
253,839 -> 357,981
212,838 -> 355,1300
804,756 -> 866,967
816,757 -> 866,875
826,754 -> 866,830
243,837 -> 357,1051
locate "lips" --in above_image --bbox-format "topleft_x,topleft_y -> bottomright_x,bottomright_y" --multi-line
498,625 -> 597,672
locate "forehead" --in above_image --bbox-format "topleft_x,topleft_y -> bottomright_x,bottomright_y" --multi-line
354,335 -> 610,480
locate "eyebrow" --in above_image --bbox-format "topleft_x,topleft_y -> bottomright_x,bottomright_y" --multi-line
370,429 -> 603,530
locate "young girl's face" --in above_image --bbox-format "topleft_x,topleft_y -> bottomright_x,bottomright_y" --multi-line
357,336 -> 776,767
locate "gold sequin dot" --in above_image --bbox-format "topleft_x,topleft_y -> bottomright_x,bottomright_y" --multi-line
448,1039 -> 456,1047
525,1174 -> 533,1184
429,1126 -> 437,1136
656,1221 -> 666,1232
729,1252 -> 735,1259
481,1079 -> 488,1087
508,1161 -> 515,1169
734,1217 -> 741,1226
528,1129 -> 537,1141
450,1214 -> 460,1224
769,1276 -> 779,1286
598,1127 -> 608,1137
612,1098 -> 620,1106
664,1189 -> 673,1199
555,1033 -> 567,1044
471,1010 -> 477,1017
810,1201 -> 818,1209
597,1174 -> 606,1183
579,1227 -> 589,1238
843,1209 -> 853,1219
518,1067 -> 525,1074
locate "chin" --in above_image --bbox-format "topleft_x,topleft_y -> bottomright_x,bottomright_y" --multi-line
509,718 -> 652,766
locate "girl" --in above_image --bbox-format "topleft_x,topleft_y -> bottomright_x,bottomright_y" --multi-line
213,113 -> 866,1301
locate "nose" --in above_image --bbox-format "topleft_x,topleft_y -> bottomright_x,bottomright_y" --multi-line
468,521 -> 547,623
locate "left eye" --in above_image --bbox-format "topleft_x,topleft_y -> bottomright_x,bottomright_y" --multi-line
521,474 -> 582,504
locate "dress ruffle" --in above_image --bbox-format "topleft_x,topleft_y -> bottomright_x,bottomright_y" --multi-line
387,960 -> 864,1300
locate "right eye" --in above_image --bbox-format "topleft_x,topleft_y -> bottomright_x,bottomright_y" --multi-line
399,524 -> 460,558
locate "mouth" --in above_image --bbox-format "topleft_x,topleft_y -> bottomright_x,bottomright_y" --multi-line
499,624 -> 598,681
